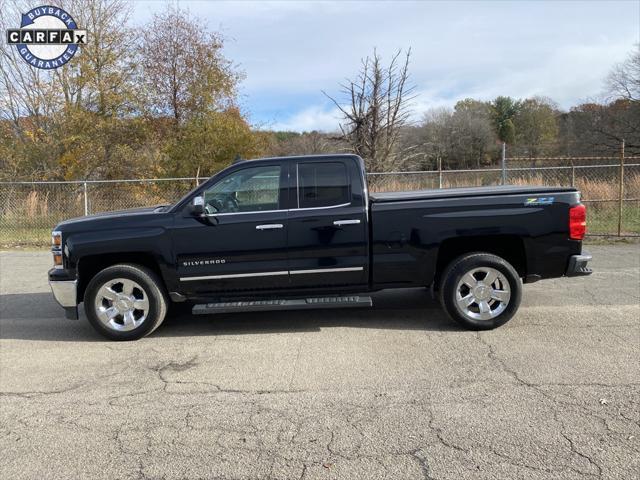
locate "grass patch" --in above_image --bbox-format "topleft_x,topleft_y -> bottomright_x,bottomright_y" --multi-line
0,225 -> 53,248
585,202 -> 640,236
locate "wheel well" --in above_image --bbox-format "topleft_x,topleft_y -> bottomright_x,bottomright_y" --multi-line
77,252 -> 162,302
435,235 -> 526,287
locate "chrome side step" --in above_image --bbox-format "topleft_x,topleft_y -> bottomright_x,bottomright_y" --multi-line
192,295 -> 373,315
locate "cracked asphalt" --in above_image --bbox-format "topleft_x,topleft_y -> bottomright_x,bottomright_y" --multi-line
1,244 -> 639,480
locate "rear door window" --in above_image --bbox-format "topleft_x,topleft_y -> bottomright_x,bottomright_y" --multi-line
297,162 -> 350,208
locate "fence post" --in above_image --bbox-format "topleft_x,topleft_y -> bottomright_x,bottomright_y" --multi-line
437,156 -> 443,189
83,181 -> 89,216
570,160 -> 575,187
617,140 -> 625,236
501,142 -> 507,185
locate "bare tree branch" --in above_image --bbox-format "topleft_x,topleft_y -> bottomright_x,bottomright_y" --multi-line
323,48 -> 414,171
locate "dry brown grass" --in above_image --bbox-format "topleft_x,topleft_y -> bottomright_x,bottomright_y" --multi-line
1,173 -> 638,246
24,191 -> 51,218
370,173 -> 640,202
625,173 -> 640,198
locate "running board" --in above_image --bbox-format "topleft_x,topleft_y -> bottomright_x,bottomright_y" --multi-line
192,295 -> 373,315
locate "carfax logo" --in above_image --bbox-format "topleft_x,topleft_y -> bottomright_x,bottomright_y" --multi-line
6,5 -> 87,69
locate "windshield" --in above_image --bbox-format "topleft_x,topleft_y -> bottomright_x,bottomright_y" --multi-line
169,178 -> 211,211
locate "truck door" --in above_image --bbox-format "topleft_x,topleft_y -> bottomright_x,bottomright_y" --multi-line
287,158 -> 368,288
171,162 -> 290,294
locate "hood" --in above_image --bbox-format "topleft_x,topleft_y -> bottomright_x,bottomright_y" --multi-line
55,205 -> 168,232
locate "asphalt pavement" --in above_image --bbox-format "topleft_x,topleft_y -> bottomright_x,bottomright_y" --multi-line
0,244 -> 638,479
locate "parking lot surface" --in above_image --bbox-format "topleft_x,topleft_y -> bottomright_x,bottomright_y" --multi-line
1,244 -> 639,480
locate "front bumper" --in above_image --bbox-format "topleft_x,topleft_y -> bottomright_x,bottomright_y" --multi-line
49,279 -> 79,319
566,253 -> 593,277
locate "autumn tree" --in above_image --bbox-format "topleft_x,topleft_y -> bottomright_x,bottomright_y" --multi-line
140,6 -> 241,123
414,107 -> 453,169
265,131 -> 346,157
325,49 -> 415,172
512,97 -> 559,158
450,99 -> 497,168
403,101 -> 498,171
164,109 -> 266,178
601,46 -> 640,153
556,47 -> 640,156
0,0 -> 142,180
53,0 -> 138,115
0,0 -> 62,178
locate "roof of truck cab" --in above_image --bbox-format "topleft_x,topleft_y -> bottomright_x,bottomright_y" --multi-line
245,153 -> 361,163
369,185 -> 577,203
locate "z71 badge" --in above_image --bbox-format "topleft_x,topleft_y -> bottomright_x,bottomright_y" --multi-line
525,197 -> 554,206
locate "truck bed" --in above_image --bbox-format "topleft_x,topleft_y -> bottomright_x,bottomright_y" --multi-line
369,185 -> 576,203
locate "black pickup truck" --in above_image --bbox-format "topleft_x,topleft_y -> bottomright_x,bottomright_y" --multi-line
49,154 -> 592,340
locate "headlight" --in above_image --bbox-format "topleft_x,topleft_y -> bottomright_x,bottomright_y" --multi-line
52,231 -> 62,247
51,231 -> 63,268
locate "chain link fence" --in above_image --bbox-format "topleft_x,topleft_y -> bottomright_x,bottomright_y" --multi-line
368,161 -> 639,238
0,178 -> 199,247
1,160 -> 639,247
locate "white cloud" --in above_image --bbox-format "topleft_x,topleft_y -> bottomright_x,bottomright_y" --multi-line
269,105 -> 342,132
133,0 -> 640,131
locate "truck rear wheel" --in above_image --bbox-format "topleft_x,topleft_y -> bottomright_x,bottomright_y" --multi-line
84,264 -> 168,341
439,253 -> 522,330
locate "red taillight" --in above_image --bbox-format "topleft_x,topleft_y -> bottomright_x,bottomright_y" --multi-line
569,204 -> 587,240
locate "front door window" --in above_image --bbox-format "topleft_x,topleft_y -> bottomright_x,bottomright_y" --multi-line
204,165 -> 282,214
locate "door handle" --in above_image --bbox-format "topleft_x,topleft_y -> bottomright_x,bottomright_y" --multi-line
333,219 -> 361,226
256,224 -> 284,230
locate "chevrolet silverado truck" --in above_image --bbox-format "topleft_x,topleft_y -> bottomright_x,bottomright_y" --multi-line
48,154 -> 592,340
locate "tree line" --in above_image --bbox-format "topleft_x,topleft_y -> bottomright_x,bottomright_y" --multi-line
1,0 -> 638,181
281,47 -> 639,171
1,0 -> 268,181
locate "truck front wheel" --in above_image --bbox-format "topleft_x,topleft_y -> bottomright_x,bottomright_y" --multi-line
439,253 -> 522,330
84,264 -> 168,341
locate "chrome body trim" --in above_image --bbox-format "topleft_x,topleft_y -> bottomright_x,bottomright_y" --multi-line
202,202 -> 353,218
289,267 -> 364,275
49,280 -> 78,307
180,271 -> 289,282
361,159 -> 370,222
212,209 -> 287,217
296,202 -> 351,211
179,267 -> 364,282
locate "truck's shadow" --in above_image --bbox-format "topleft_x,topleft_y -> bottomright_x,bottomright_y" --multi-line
0,288 -> 459,342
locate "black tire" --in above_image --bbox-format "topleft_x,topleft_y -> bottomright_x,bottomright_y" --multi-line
84,264 -> 168,341
438,253 -> 522,330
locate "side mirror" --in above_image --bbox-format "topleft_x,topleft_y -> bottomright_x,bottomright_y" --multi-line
190,195 -> 218,225
189,195 -> 204,216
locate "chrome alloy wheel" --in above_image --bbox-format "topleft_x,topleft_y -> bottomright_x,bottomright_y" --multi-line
94,278 -> 149,332
455,267 -> 511,321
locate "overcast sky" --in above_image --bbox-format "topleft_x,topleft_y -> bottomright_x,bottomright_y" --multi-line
133,0 -> 640,132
